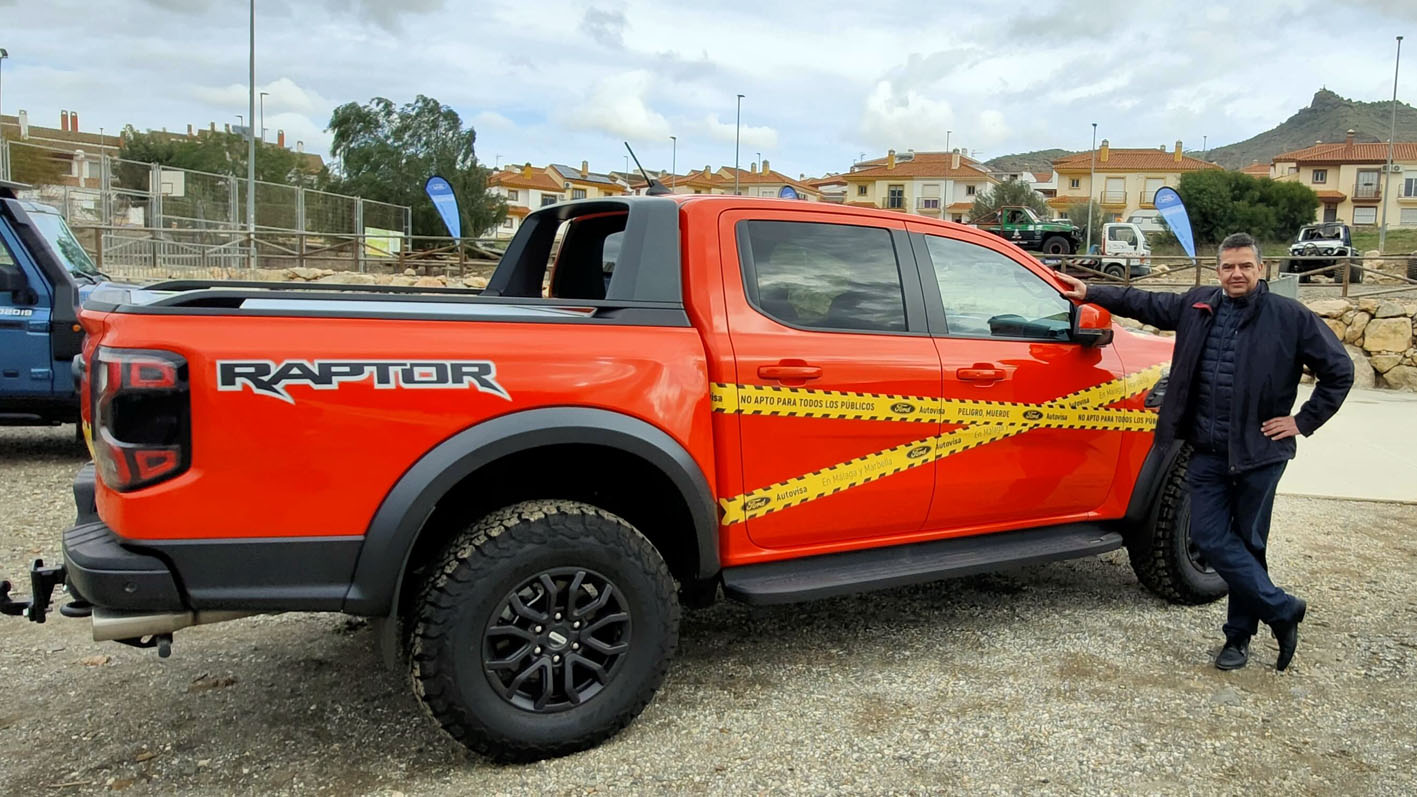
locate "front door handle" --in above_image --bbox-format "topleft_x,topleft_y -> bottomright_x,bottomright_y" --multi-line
957,366 -> 1006,382
759,363 -> 822,381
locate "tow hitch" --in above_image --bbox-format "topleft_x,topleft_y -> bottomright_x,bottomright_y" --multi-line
0,559 -> 70,623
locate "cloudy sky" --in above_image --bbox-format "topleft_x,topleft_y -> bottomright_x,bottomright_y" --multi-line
1,0 -> 1413,178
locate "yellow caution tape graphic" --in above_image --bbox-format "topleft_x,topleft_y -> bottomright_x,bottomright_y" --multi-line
717,363 -> 1167,525
711,383 -> 1159,432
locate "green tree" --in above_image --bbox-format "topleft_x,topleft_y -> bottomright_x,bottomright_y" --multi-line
1063,200 -> 1105,250
117,127 -> 315,184
325,95 -> 504,239
1176,171 -> 1318,245
969,177 -> 1049,221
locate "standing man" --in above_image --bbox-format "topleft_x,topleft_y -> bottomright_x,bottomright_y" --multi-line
1056,232 -> 1352,671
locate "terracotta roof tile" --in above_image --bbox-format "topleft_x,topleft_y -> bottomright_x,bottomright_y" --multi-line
844,159 -> 995,180
1273,140 -> 1417,164
1240,163 -> 1271,176
1315,190 -> 1347,201
1053,149 -> 1219,172
490,169 -> 564,193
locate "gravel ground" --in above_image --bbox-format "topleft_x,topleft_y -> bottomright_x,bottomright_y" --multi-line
1,425 -> 1414,796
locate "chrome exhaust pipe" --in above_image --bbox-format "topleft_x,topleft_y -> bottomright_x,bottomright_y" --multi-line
91,608 -> 256,642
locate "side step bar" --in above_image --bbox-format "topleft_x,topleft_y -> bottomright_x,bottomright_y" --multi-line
722,524 -> 1124,606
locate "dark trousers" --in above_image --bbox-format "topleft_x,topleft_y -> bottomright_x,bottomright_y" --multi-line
1187,451 -> 1299,640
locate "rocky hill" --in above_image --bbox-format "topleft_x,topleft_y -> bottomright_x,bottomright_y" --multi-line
1205,89 -> 1417,169
984,148 -> 1074,174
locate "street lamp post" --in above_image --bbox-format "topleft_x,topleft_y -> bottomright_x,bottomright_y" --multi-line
669,135 -> 676,190
259,90 -> 269,143
1085,122 -> 1097,255
0,49 -> 9,145
247,0 -> 256,268
1380,35 -> 1404,254
946,129 -> 951,154
734,94 -> 744,196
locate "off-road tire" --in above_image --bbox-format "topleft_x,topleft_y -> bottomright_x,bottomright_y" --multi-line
1041,235 -> 1073,255
1345,258 -> 1363,284
1407,253 -> 1417,281
410,500 -> 680,762
1103,263 -> 1126,279
1127,446 -> 1228,605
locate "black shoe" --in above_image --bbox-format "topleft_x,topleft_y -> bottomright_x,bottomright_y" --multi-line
1215,637 -> 1250,670
1272,598 -> 1308,672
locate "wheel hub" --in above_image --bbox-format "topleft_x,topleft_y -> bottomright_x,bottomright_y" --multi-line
482,567 -> 631,712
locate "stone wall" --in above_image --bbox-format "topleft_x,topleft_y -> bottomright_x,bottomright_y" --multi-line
1304,298 -> 1417,391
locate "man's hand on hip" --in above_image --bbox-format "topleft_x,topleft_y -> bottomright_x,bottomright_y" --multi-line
1262,416 -> 1301,440
1056,271 -> 1087,301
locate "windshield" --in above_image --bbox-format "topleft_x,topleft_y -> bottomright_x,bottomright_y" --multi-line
27,209 -> 102,278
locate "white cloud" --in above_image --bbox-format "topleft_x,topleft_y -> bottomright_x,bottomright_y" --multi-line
564,71 -> 671,141
703,113 -> 778,149
472,111 -> 515,131
858,80 -> 955,150
189,77 -> 330,117
336,0 -> 444,32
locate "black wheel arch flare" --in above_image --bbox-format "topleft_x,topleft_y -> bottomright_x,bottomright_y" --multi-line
342,407 -> 720,616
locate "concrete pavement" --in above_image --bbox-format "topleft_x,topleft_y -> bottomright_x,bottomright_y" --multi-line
1279,385 -> 1417,503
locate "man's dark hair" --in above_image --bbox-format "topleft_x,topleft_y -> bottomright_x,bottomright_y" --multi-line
1218,232 -> 1261,263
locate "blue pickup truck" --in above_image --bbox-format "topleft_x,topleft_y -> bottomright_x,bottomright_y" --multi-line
0,179 -> 112,434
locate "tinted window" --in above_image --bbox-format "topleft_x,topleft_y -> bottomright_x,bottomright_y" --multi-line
924,236 -> 1071,340
744,221 -> 905,332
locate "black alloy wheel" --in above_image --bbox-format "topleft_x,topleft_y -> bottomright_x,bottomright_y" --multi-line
483,567 -> 631,712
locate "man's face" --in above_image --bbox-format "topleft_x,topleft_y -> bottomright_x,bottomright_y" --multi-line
1217,246 -> 1262,297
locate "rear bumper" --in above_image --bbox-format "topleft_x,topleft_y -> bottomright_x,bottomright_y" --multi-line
60,465 -> 364,613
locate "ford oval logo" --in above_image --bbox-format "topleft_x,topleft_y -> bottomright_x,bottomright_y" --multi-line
1023,409 -> 1043,421
891,402 -> 915,414
745,497 -> 771,511
907,445 -> 931,459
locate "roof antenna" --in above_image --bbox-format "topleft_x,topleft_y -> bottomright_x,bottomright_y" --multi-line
624,141 -> 672,196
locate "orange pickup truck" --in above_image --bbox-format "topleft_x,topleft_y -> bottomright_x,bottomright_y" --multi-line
2,195 -> 1213,761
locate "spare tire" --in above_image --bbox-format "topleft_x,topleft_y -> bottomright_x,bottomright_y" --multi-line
1408,253 -> 1417,281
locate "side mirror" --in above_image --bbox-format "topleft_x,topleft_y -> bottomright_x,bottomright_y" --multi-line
1071,302 -> 1114,347
0,265 -> 27,293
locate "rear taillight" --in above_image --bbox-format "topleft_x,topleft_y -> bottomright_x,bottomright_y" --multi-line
90,347 -> 190,491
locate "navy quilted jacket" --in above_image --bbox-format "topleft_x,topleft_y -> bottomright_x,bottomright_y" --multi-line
1086,281 -> 1353,474
1191,296 -> 1244,452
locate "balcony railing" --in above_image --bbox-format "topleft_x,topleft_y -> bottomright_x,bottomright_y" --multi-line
1354,182 -> 1381,201
916,198 -> 942,210
884,196 -> 906,210
1101,190 -> 1127,205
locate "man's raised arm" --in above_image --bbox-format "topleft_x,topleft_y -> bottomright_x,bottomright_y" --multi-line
1055,272 -> 1188,331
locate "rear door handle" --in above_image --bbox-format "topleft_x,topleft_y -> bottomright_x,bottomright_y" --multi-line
758,364 -> 822,381
957,367 -> 1006,382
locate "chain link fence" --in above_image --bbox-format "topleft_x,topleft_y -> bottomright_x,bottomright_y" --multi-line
0,138 -> 414,277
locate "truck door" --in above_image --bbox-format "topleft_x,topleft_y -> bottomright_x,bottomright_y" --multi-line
906,223 -> 1126,531
0,219 -> 55,399
1106,224 -> 1139,258
718,209 -> 941,551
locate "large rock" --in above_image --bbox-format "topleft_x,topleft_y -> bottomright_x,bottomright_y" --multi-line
1322,318 -> 1346,341
1345,311 -> 1371,344
1357,297 -> 1381,315
1345,345 -> 1377,389
1307,298 -> 1352,318
413,276 -> 446,288
1380,365 -> 1417,391
316,272 -> 376,284
462,276 -> 489,289
1375,301 -> 1407,318
1370,353 -> 1403,373
389,276 -> 417,286
1362,317 -> 1414,353
286,267 -> 322,280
